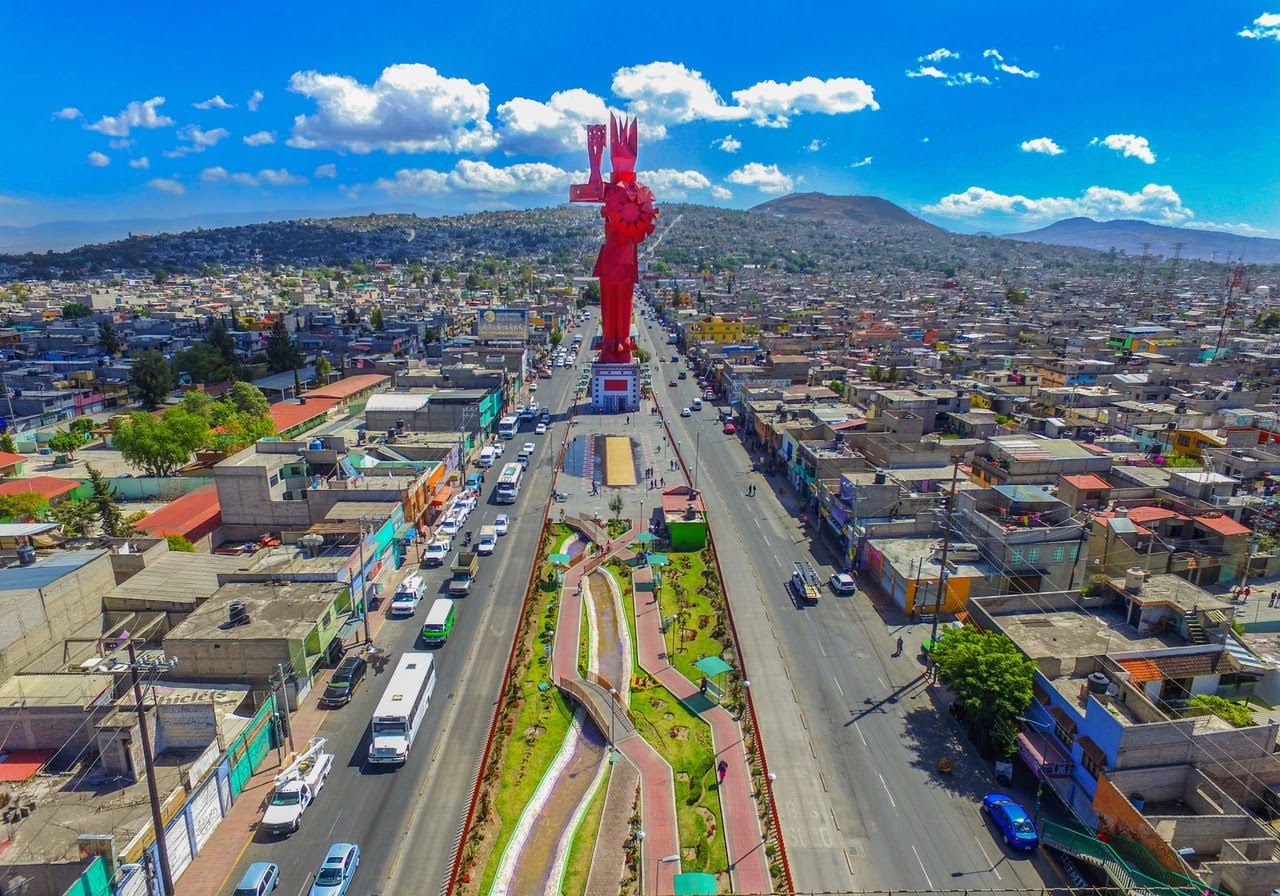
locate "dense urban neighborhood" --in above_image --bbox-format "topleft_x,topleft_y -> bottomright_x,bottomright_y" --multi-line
0,195 -> 1279,896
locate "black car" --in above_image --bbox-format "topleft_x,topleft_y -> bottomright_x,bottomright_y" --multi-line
321,655 -> 367,707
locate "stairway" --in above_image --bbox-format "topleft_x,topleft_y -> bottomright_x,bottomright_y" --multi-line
1040,821 -> 1219,896
1183,611 -> 1207,644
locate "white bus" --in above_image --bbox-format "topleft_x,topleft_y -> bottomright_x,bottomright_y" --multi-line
494,462 -> 523,504
498,416 -> 519,440
367,653 -> 436,765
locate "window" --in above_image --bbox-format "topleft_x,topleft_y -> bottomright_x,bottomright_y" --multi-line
1081,751 -> 1104,779
1054,723 -> 1075,749
1176,435 -> 1191,447
1069,544 -> 1079,561
1011,547 -> 1023,564
1053,547 -> 1065,563
1028,547 -> 1041,563
268,473 -> 279,487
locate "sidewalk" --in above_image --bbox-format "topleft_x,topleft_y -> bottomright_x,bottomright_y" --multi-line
178,562 -> 410,896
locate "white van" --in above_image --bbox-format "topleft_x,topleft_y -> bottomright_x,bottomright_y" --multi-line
691,398 -> 703,411
479,446 -> 496,468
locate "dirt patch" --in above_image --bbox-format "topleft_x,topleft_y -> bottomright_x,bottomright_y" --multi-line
698,614 -> 711,629
675,771 -> 690,785
669,726 -> 689,741
682,846 -> 698,862
523,725 -> 546,739
663,712 -> 674,721
695,806 -> 717,840
648,697 -> 667,711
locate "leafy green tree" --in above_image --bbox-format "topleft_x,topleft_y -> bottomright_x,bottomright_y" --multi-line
69,418 -> 96,438
930,626 -> 1035,757
50,498 -> 97,537
206,319 -> 240,371
48,429 -> 82,457
549,329 -> 563,347
1188,694 -> 1254,728
226,381 -> 270,417
175,343 -> 233,385
370,306 -> 384,331
0,433 -> 16,454
0,492 -> 48,521
314,355 -> 332,383
584,281 -> 601,304
130,350 -> 176,410
98,321 -> 123,356
62,302 -> 92,319
166,534 -> 196,552
264,317 -> 303,374
85,465 -> 128,536
112,409 -> 210,477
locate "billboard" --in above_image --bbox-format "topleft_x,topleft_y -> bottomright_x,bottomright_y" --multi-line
475,308 -> 529,341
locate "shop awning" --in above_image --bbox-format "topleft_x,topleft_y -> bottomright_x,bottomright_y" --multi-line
1016,727 -> 1074,779
430,485 -> 455,506
1225,633 -> 1265,670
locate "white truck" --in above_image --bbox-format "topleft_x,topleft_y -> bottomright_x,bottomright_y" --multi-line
476,525 -> 498,556
261,738 -> 333,835
389,572 -> 426,616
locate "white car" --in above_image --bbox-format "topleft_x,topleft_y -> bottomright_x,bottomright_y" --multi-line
830,572 -> 857,595
681,407 -> 692,417
529,383 -> 538,391
438,516 -> 462,538
494,514 -> 510,535
492,442 -> 504,456
522,442 -> 536,456
535,422 -> 548,434
422,539 -> 451,566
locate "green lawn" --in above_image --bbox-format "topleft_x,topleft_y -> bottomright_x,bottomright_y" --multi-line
652,550 -> 729,687
606,563 -> 728,879
560,763 -> 611,896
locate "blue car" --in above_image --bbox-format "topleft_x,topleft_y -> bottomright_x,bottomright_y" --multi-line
309,843 -> 360,896
982,794 -> 1039,850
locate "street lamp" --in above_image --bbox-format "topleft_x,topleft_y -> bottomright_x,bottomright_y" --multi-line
658,854 -> 679,894
635,830 -> 646,892
608,687 -> 618,747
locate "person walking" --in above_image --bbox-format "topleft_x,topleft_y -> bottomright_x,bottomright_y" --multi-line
717,760 -> 728,785
893,636 -> 904,657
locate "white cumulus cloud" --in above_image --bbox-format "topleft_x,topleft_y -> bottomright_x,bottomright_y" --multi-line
201,167 -> 306,187
850,156 -> 873,168
86,97 -> 174,136
243,130 -> 275,146
730,75 -> 878,126
53,107 -> 81,120
1194,221 -> 1274,237
495,88 -> 611,155
1020,137 -> 1064,155
87,151 -> 110,167
1239,12 -> 1280,39
193,95 -> 233,110
726,162 -> 794,194
906,66 -> 948,79
164,125 -> 230,157
1092,133 -> 1156,164
637,168 -> 711,199
287,63 -> 497,154
314,163 -> 337,179
715,135 -> 741,153
447,159 -> 567,193
806,139 -> 826,152
946,71 -> 992,87
373,168 -> 451,194
921,48 -> 960,62
710,185 -> 733,200
923,183 -> 1192,225
983,48 -> 1039,78
129,157 -> 150,169
146,176 -> 184,195
247,90 -> 264,111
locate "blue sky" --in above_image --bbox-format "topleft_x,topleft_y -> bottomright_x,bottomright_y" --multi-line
4,0 -> 1279,236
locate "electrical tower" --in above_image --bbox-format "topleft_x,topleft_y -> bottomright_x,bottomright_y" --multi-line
1135,242 -> 1152,298
1164,242 -> 1184,301
1213,265 -> 1246,358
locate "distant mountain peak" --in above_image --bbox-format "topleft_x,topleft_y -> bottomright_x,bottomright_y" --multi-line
1004,217 -> 1280,263
749,192 -> 939,230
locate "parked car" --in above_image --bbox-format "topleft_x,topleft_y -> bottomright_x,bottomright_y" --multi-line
723,422 -> 737,434
422,539 -> 451,566
830,572 -> 856,595
233,863 -> 280,896
438,517 -> 462,538
981,794 -> 1039,850
320,655 -> 367,707
309,843 -> 360,896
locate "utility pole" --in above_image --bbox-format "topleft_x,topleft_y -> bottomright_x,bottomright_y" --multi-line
125,639 -> 178,896
270,663 -> 296,753
931,462 -> 961,650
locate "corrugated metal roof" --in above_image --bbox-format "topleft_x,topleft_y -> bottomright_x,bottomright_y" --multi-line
0,523 -> 59,537
0,549 -> 105,593
366,393 -> 430,412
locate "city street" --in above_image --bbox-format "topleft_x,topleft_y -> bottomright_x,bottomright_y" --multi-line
217,352 -> 579,896
633,311 -> 1067,893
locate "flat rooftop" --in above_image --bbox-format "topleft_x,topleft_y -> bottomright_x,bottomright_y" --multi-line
997,604 -> 1181,667
0,549 -> 107,593
107,551 -> 250,608
167,580 -> 347,642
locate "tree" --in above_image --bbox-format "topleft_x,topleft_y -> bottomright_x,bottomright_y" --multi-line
206,384 -> 274,453
264,317 -> 303,374
584,281 -> 601,304
69,418 -> 96,438
98,321 -> 122,356
206,319 -> 240,371
175,343 -> 233,385
112,409 -> 210,477
62,302 -> 92,319
48,429 -> 82,457
370,306 -> 384,331
608,493 -> 625,521
0,433 -> 16,454
86,464 -> 127,536
0,492 -> 48,520
314,355 -> 332,383
227,381 -> 270,417
930,626 -> 1035,757
1188,694 -> 1253,729
130,350 -> 176,410
549,329 -> 563,348
166,534 -> 196,552
50,498 -> 97,537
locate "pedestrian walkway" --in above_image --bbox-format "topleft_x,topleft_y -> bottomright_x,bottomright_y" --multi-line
629,561 -> 772,895
178,561 -> 412,896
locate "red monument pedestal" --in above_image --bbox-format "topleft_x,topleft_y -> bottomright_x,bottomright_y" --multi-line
590,361 -> 641,413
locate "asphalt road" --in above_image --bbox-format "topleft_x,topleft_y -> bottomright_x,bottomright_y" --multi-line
633,309 -> 1067,893
221,341 -> 581,896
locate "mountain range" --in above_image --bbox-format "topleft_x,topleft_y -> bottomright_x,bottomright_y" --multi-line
750,192 -> 941,230
1004,217 -> 1280,265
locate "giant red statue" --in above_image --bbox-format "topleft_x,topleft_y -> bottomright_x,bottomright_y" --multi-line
570,116 -> 658,363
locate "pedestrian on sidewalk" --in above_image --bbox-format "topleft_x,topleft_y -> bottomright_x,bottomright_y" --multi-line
660,476 -> 665,487
699,676 -> 709,696
717,760 -> 728,784
892,636 -> 904,657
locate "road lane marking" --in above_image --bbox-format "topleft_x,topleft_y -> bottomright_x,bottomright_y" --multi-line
974,836 -> 1003,880
852,720 -> 867,746
877,772 -> 897,808
845,848 -> 856,875
830,807 -> 841,831
833,676 -> 844,698
818,641 -> 827,657
911,844 -> 935,889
